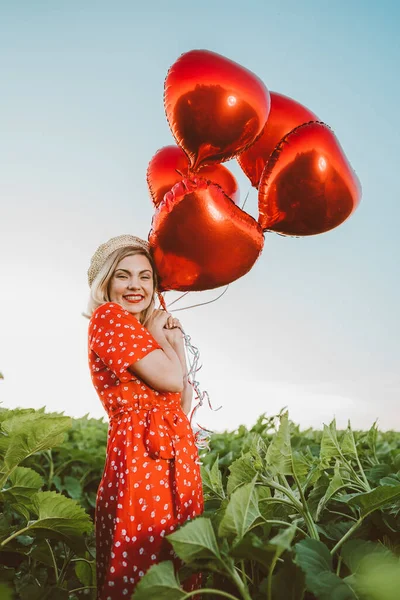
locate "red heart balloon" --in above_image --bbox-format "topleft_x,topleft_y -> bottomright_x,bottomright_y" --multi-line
238,92 -> 318,188
147,145 -> 240,208
164,50 -> 270,170
148,178 -> 264,291
258,122 -> 361,236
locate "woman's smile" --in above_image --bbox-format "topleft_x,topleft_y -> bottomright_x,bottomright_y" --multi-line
123,294 -> 145,303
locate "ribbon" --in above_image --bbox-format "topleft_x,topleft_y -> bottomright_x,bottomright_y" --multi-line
110,404 -> 191,519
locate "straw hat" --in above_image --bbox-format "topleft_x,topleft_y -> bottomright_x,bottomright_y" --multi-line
87,234 -> 150,287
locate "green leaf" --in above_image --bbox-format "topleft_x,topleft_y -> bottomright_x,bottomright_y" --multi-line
14,490 -> 93,544
334,492 -> 360,505
231,524 -> 296,577
12,503 -> 32,522
16,534 -> 34,546
205,498 -> 228,534
348,485 -> 400,517
201,456 -> 225,499
2,416 -> 71,473
226,454 -> 258,495
63,476 -> 82,499
271,558 -> 306,600
308,473 -> 330,519
365,464 -> 392,484
257,482 -> 297,522
317,520 -> 353,542
303,463 -> 323,489
248,433 -> 268,470
1,466 -> 44,522
230,532 -> 273,570
167,517 -> 221,563
29,539 -> 58,567
256,485 -> 273,521
265,412 -> 308,482
353,552 -> 400,600
75,557 -> 96,587
1,411 -> 43,435
218,450 -> 234,467
340,540 -> 400,600
0,513 -> 12,538
132,560 -> 186,599
366,421 -> 378,454
340,422 -> 358,457
380,473 -> 400,487
52,475 -> 63,492
266,411 -> 292,475
2,466 -> 43,501
8,466 -> 43,490
218,476 -> 261,541
291,451 -> 310,483
294,539 -> 357,600
341,539 -> 393,574
1,408 -> 67,436
316,461 -> 345,521
320,419 -> 342,466
269,523 -> 297,557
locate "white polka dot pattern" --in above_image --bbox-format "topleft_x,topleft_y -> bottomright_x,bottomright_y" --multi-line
88,303 -> 204,599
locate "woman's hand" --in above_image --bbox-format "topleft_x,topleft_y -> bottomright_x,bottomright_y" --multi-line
163,316 -> 184,349
144,309 -> 173,344
145,310 -> 184,347
148,312 -> 190,403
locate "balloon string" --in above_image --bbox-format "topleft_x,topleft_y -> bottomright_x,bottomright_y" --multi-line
165,285 -> 230,313
156,291 -> 168,311
241,186 -> 251,211
156,288 -> 227,451
181,328 -> 222,451
165,291 -> 190,308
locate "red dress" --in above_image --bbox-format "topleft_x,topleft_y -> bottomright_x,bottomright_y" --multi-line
88,302 -> 204,599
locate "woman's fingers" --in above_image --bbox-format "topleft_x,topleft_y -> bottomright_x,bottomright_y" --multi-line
157,311 -> 173,328
151,309 -> 181,330
170,318 -> 182,329
165,314 -> 181,329
149,310 -> 170,329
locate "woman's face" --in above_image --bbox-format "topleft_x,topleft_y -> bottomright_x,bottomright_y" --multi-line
109,254 -> 154,319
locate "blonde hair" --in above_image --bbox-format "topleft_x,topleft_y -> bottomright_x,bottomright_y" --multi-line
85,246 -> 159,325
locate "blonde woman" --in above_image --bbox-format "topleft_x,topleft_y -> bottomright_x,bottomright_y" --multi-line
86,234 -> 204,599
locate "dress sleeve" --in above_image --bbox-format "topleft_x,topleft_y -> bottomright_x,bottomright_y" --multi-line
88,302 -> 162,383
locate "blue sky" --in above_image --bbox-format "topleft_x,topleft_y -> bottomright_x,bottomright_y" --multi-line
1,0 -> 399,431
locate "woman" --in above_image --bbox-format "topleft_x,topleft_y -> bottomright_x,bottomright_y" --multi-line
86,234 -> 204,599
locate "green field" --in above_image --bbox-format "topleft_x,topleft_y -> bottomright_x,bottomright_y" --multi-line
0,406 -> 399,599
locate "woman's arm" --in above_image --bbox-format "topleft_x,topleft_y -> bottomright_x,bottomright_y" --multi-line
128,311 -> 184,392
163,323 -> 193,416
170,331 -> 193,416
180,379 -> 194,417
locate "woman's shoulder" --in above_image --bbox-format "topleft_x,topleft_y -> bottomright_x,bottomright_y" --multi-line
91,301 -> 126,318
88,302 -> 154,342
89,302 -> 136,329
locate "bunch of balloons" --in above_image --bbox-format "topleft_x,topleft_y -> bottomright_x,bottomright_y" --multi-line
147,50 -> 361,292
